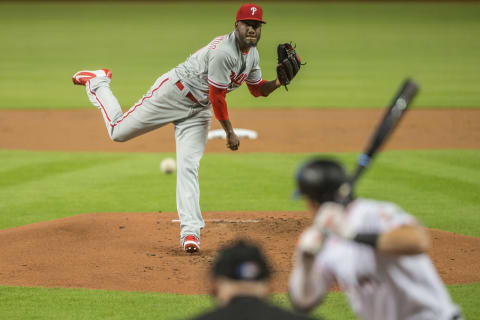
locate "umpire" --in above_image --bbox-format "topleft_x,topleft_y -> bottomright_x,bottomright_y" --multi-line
189,240 -> 320,320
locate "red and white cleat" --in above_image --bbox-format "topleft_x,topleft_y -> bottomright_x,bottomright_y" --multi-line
183,235 -> 200,253
72,69 -> 112,86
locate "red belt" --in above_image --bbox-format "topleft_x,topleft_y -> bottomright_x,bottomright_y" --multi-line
175,81 -> 199,104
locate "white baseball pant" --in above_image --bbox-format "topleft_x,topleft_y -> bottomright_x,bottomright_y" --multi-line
85,70 -> 212,243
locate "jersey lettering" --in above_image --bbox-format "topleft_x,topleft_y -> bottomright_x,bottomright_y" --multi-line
229,71 -> 247,87
209,36 -> 226,50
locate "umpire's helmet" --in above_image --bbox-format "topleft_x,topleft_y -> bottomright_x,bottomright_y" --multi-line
294,158 -> 349,204
212,239 -> 271,281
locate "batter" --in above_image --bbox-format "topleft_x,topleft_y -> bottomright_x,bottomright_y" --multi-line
289,158 -> 463,320
72,4 -> 291,253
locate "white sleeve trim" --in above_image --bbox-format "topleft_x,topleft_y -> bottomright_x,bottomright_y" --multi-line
246,78 -> 263,85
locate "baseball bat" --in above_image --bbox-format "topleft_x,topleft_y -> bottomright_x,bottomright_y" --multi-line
338,78 -> 420,201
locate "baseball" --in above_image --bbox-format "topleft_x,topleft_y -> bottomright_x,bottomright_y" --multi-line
160,157 -> 176,174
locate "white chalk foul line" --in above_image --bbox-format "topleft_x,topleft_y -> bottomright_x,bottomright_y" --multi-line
170,219 -> 260,223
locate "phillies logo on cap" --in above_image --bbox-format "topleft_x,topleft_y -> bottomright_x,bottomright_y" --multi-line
236,3 -> 266,24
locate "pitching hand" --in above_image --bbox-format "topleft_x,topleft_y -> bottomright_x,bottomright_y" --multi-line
226,131 -> 240,151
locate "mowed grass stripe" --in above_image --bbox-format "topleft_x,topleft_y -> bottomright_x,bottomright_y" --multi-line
0,156 -> 122,188
0,150 -> 479,237
0,2 -> 479,108
0,152 -> 177,228
0,286 -> 214,320
355,150 -> 480,237
356,150 -> 480,236
0,284 -> 478,320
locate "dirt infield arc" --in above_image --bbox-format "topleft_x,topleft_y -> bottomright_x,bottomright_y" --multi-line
0,211 -> 479,294
0,108 -> 479,294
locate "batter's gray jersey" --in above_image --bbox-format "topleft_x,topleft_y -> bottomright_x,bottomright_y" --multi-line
174,31 -> 263,106
289,199 -> 461,320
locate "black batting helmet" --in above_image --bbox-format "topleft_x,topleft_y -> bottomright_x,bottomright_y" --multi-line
294,158 -> 349,204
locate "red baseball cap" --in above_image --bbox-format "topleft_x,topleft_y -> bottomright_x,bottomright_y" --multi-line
236,4 -> 266,24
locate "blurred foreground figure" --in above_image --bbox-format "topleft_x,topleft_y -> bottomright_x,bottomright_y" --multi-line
190,239 -> 319,320
289,158 -> 463,320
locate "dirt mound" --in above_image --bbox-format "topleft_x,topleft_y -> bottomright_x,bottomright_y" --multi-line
0,211 -> 478,294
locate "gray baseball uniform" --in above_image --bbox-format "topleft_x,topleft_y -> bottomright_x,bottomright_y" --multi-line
175,32 -> 262,100
289,199 -> 462,320
84,31 -> 264,245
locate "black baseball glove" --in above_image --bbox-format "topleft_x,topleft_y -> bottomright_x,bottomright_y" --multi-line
276,42 -> 303,90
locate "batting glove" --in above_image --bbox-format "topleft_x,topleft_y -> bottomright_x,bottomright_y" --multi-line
297,226 -> 325,257
314,202 -> 356,240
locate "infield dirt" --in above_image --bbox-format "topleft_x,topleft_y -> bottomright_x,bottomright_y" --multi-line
0,211 -> 479,294
1,109 -> 479,152
0,108 -> 479,294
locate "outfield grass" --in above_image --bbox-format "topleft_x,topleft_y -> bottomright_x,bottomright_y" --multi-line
1,149 -> 479,236
1,284 -> 478,320
0,2 -> 479,109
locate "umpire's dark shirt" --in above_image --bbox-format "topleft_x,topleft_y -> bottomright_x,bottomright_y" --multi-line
190,296 -> 320,320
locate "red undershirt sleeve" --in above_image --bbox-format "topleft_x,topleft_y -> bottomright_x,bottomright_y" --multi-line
246,80 -> 268,97
209,84 -> 229,121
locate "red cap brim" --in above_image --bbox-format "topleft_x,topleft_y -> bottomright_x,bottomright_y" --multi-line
237,18 -> 266,24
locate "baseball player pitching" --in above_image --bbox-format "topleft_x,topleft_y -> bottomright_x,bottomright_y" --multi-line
72,4 -> 302,253
288,158 -> 463,320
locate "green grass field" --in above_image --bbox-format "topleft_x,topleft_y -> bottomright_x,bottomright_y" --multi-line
1,150 -> 480,319
1,150 -> 480,237
1,284 -> 479,320
0,2 -> 479,109
1,1 -> 479,319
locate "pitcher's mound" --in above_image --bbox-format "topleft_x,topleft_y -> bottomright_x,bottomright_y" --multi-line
0,212 -> 479,294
